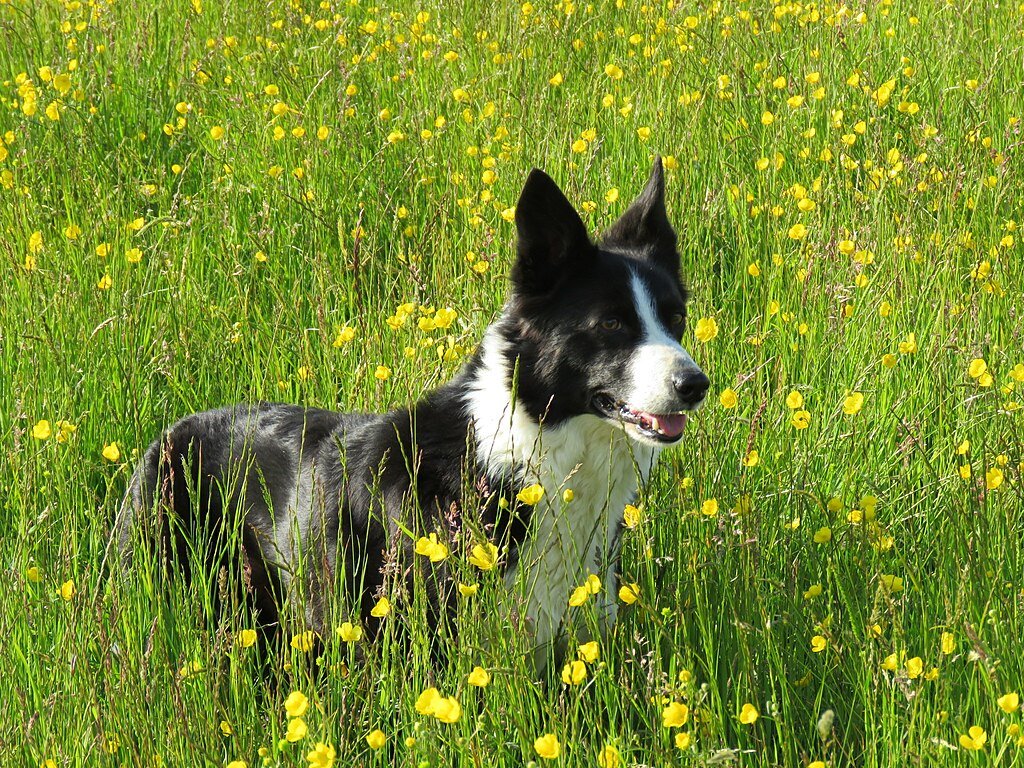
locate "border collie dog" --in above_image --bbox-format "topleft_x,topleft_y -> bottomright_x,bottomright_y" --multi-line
116,158 -> 708,669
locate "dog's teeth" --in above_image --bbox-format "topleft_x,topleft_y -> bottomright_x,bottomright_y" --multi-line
649,415 -> 661,432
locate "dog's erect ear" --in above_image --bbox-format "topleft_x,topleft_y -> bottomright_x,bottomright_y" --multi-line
601,157 -> 679,273
512,169 -> 592,294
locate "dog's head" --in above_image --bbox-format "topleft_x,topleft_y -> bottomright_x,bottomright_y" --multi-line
501,158 -> 709,446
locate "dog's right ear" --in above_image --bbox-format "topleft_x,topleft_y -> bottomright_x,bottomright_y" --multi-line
512,169 -> 592,294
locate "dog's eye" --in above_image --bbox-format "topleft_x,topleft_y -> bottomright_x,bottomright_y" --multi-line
670,313 -> 686,327
600,318 -> 621,331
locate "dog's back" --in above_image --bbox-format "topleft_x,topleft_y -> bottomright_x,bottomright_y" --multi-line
116,403 -> 376,635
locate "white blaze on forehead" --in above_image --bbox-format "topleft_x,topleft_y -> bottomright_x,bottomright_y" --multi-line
627,270 -> 697,413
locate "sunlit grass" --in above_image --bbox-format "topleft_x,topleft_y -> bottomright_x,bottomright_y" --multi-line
2,0 -> 1023,766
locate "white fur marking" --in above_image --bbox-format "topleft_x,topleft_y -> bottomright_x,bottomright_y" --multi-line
627,271 -> 698,414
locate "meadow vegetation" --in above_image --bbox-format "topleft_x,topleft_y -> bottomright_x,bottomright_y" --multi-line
1,0 -> 1023,765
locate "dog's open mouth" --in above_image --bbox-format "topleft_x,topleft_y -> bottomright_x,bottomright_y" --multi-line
593,394 -> 688,443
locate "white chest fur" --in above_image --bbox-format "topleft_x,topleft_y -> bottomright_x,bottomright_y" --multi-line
509,415 -> 656,661
465,327 -> 659,665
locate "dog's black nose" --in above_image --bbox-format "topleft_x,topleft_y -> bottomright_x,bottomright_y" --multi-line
673,370 -> 710,404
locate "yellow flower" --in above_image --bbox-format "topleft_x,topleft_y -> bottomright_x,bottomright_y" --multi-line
209,125 -> 225,140
458,583 -> 478,597
374,365 -> 391,380
906,657 -> 923,678
32,419 -> 52,440
761,110 -> 775,125
597,744 -> 621,768
604,188 -> 620,204
549,72 -> 563,86
968,358 -> 987,379
434,307 -> 458,329
415,687 -> 441,715
102,442 -> 121,462
516,484 -> 545,506
432,696 -> 462,723
791,410 -> 811,430
738,703 -> 759,724
336,621 -> 362,642
237,629 -> 257,648
940,632 -> 955,655
285,690 -> 309,717
719,388 -> 738,408
578,641 -> 599,663
290,631 -> 316,652
534,733 -> 561,760
97,274 -> 113,290
985,467 -> 1004,490
786,390 -> 804,409
618,583 -> 640,605
813,527 -> 832,544
53,73 -> 72,94
414,533 -> 449,563
788,222 -> 809,240
898,333 -> 918,354
694,317 -> 719,342
568,584 -> 590,607
622,504 -> 643,528
958,725 -> 987,751
370,596 -> 391,618
307,742 -> 337,767
56,421 -> 75,444
604,63 -> 623,80
285,718 -> 308,743
58,579 -> 75,601
468,666 -> 491,687
811,635 -> 827,653
674,732 -> 692,750
843,391 -> 864,415
126,247 -> 142,263
561,660 -> 586,685
662,701 -> 689,728
998,692 -> 1020,713
701,498 -> 719,517
333,326 -> 356,346
226,761 -> 246,768
468,542 -> 499,570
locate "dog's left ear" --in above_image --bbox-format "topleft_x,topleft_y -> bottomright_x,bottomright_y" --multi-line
601,156 -> 679,273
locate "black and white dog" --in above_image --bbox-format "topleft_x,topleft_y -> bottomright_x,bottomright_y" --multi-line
116,158 -> 709,668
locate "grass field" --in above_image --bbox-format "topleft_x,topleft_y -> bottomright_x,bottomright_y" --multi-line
2,0 -> 1024,765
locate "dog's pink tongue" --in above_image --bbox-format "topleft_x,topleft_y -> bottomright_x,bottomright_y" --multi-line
649,412 -> 687,438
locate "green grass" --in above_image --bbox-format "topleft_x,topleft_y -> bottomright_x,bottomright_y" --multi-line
2,0 -> 1023,765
